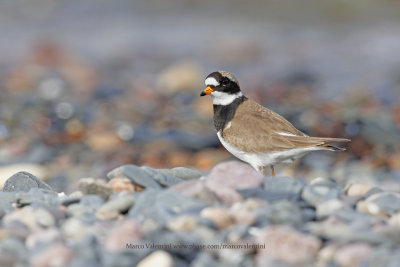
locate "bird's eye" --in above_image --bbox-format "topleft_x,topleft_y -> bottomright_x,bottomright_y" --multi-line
221,79 -> 229,86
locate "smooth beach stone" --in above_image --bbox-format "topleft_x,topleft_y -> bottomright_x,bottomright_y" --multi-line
3,171 -> 53,192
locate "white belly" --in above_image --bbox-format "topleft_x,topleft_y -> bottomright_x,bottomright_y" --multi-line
217,131 -> 316,170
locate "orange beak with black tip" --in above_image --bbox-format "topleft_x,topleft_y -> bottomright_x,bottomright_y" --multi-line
200,86 -> 214,96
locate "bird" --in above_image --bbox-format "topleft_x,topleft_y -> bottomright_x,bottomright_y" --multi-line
200,70 -> 350,176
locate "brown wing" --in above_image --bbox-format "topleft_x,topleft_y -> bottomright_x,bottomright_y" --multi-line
221,100 -> 349,153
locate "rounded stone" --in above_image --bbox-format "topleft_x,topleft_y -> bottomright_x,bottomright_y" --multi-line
255,225 -> 321,265
108,177 -> 136,192
345,184 -> 373,196
334,243 -> 372,267
3,171 -> 53,193
166,215 -> 198,232
200,207 -> 234,230
207,161 -> 263,190
137,250 -> 174,267
31,243 -> 73,267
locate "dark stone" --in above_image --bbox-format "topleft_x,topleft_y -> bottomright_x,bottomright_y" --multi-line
3,171 -> 53,192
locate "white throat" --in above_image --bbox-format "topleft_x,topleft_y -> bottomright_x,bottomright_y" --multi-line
211,91 -> 243,106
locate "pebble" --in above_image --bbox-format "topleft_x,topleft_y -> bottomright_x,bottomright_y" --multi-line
26,228 -> 62,249
333,243 -> 372,267
96,193 -> 136,220
108,177 -> 136,192
31,243 -> 73,267
255,226 -> 321,265
356,201 -> 387,218
363,192 -> 400,216
107,165 -> 162,189
104,219 -> 142,253
137,250 -> 174,267
171,179 -> 218,205
200,207 -> 234,230
3,171 -> 53,192
308,220 -> 385,244
0,164 -> 48,191
389,212 -> 400,227
155,189 -> 206,214
255,200 -> 304,227
141,166 -> 184,186
207,161 -> 264,190
166,215 -> 198,232
316,199 -> 350,218
345,183 -> 373,196
61,218 -> 93,241
3,206 -> 40,230
78,178 -> 113,200
0,237 -> 27,266
263,176 -> 305,200
301,177 -> 340,207
157,167 -> 203,181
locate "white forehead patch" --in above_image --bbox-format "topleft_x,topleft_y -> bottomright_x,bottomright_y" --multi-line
205,77 -> 219,87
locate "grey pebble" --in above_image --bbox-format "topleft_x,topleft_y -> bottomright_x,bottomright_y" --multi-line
3,171 -> 53,193
365,192 -> 400,216
16,188 -> 59,207
255,200 -> 304,227
97,193 -> 136,214
107,165 -> 162,189
190,252 -> 219,267
301,178 -> 340,207
237,187 -> 297,202
0,237 -> 27,266
158,167 -> 203,180
128,188 -> 161,220
141,166 -> 184,186
155,189 -> 207,214
263,176 -> 305,199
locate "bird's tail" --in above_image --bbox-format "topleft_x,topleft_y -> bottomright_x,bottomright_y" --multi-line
314,137 -> 351,151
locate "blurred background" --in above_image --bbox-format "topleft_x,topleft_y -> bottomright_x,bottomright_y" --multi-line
1,0 -> 400,192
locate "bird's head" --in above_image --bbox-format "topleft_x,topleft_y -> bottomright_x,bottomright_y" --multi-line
200,71 -> 243,105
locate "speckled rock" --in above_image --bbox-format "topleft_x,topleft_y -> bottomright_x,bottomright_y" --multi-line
255,226 -> 321,265
3,172 -> 53,193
